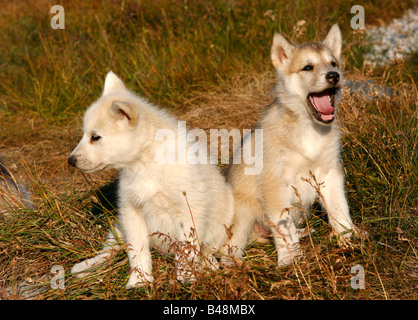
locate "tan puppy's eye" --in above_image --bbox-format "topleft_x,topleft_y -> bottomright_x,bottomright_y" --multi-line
301,65 -> 314,71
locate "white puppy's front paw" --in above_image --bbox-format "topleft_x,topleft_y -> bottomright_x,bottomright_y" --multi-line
71,253 -> 111,278
332,225 -> 357,240
176,268 -> 196,284
71,258 -> 102,278
126,271 -> 154,290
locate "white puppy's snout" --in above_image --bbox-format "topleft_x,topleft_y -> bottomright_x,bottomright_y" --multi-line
68,155 -> 77,167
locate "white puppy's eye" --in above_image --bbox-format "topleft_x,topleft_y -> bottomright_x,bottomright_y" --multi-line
91,134 -> 101,142
331,61 -> 337,68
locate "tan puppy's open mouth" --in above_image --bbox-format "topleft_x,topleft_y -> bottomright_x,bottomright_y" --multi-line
308,87 -> 337,123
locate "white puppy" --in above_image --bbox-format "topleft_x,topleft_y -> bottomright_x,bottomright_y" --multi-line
69,72 -> 234,289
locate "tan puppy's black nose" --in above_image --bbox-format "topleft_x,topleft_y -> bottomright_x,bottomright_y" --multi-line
326,71 -> 340,85
68,156 -> 77,167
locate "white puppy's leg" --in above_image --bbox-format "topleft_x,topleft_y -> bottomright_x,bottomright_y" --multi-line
120,206 -> 154,289
175,247 -> 195,283
205,252 -> 219,270
321,168 -> 355,238
71,222 -> 124,277
175,222 -> 200,283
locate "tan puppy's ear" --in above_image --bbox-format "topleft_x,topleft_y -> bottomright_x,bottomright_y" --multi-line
323,24 -> 342,59
271,33 -> 295,69
110,101 -> 137,127
103,71 -> 126,95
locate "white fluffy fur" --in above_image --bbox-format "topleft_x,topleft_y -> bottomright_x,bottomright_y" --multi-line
69,72 -> 234,289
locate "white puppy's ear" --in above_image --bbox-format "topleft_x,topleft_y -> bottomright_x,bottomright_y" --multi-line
103,71 -> 125,95
323,24 -> 342,59
271,33 -> 295,69
110,101 -> 137,127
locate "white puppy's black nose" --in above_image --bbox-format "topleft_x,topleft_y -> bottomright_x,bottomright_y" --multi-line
68,156 -> 77,167
326,71 -> 340,85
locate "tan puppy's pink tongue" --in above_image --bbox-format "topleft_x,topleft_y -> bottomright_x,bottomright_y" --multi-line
311,93 -> 334,115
